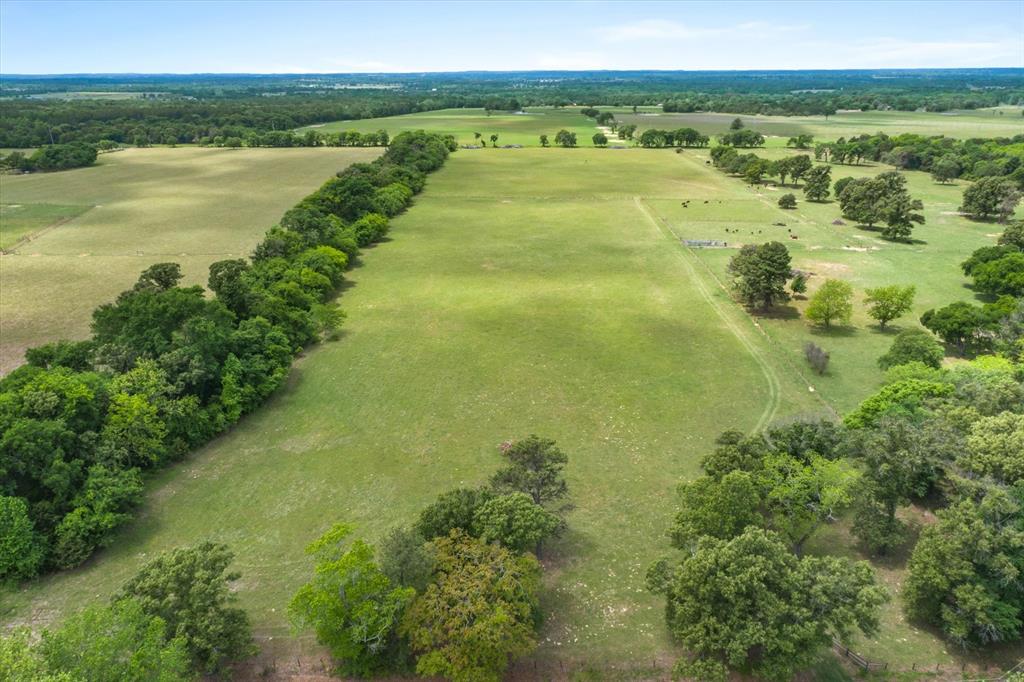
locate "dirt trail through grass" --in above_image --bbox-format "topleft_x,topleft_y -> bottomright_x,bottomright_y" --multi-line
634,195 -> 782,431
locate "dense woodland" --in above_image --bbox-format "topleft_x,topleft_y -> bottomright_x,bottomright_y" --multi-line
2,69 -> 1022,147
0,131 -> 455,581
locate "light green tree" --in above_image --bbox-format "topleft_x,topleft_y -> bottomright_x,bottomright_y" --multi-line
806,279 -> 854,329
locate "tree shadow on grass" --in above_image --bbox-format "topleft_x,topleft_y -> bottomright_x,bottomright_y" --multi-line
752,304 -> 801,320
808,324 -> 859,338
851,223 -> 929,246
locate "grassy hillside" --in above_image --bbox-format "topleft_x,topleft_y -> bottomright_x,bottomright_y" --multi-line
0,146 -> 381,372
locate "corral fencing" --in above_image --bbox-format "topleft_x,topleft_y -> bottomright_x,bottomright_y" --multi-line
832,637 -> 888,672
683,239 -> 729,248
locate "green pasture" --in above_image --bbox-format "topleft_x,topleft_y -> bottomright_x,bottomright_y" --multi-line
618,106 -> 1024,143
652,146 -> 1022,414
299,105 -> 1024,149
4,141 -> 1021,673
0,146 -> 380,373
0,149 -> 822,666
0,203 -> 92,250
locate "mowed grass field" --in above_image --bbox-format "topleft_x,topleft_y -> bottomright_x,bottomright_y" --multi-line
299,105 -> 1024,149
0,149 -> 823,667
0,146 -> 381,373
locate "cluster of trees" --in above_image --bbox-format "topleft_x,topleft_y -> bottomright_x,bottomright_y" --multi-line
649,335 -> 1023,678
0,142 -> 97,172
631,127 -> 710,148
0,131 -> 454,582
718,128 -> 766,148
842,356 -> 1024,648
836,171 -> 926,240
289,436 -> 570,681
959,177 -> 1022,221
646,422 -> 886,680
2,542 -> 255,679
813,132 -> 1024,188
0,94 -> 447,147
709,146 -> 823,194
916,222 -> 1024,357
538,130 -> 579,148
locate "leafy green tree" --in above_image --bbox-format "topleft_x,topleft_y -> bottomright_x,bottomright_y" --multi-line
592,132 -> 608,147
52,465 -> 143,569
998,221 -> 1024,250
669,471 -> 762,549
100,392 -> 168,467
727,241 -> 792,309
839,171 -> 924,240
415,487 -> 495,540
961,177 -> 1021,220
778,193 -> 797,209
788,155 -> 813,184
116,542 -> 256,674
878,328 -> 945,369
849,417 -> 939,553
40,599 -> 193,682
921,301 -> 991,355
0,495 -> 44,581
400,531 -> 540,682
538,134 -> 549,147
904,486 -> 1024,647
472,492 -> 561,553
931,156 -> 960,183
700,431 -> 770,480
0,628 -> 72,682
972,252 -> 1024,297
805,279 -> 854,329
786,134 -> 814,149
759,452 -> 859,554
378,526 -> 435,592
490,435 -> 569,508
489,134 -> 498,147
133,262 -> 183,292
844,379 -> 954,429
554,129 -> 576,148
962,412 -> 1024,484
730,117 -> 744,130
803,164 -> 831,202
290,524 -> 414,675
864,284 -> 915,329
648,527 -> 885,681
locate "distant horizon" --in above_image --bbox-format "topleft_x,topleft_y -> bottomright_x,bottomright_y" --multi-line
4,67 -> 1024,79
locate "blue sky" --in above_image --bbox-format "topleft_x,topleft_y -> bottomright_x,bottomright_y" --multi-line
1,0 -> 1022,74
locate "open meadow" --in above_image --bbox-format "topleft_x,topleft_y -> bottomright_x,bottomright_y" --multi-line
6,141 -> 1021,673
0,146 -> 381,373
0,148 -> 826,668
299,105 -> 1024,148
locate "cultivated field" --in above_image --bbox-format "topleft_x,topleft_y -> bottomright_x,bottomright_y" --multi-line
0,146 -> 381,373
0,149 -> 822,667
299,105 -> 1024,148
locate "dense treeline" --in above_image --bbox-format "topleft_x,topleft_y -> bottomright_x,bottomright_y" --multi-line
0,131 -> 455,581
290,435 -> 570,679
0,142 -> 97,172
0,95 -> 445,147
4,69 -> 1022,147
814,132 -> 1024,187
